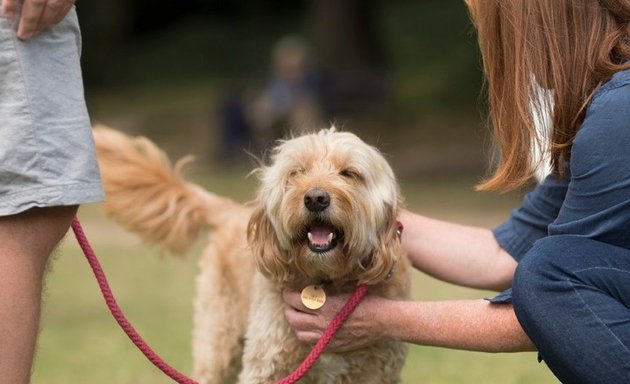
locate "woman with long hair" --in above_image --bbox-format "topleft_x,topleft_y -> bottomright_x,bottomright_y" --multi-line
283,1 -> 630,382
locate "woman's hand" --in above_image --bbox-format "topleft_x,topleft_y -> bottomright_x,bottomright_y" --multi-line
2,0 -> 76,40
282,289 -> 388,353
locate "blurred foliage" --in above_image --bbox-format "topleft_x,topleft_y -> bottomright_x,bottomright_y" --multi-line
76,0 -> 482,113
383,1 -> 483,114
77,0 -> 305,89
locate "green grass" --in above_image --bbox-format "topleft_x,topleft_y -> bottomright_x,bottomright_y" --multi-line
31,172 -> 558,383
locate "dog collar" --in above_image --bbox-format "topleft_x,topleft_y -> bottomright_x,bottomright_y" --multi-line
384,221 -> 404,281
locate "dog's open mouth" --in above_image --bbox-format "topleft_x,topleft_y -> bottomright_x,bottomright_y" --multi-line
306,221 -> 340,253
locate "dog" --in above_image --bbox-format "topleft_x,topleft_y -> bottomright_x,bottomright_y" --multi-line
93,126 -> 410,383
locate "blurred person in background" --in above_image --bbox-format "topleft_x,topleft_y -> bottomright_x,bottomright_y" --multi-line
217,35 -> 323,161
0,1 -> 103,383
283,1 -> 630,382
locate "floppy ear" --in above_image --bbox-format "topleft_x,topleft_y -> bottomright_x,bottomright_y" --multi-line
247,206 -> 291,284
357,204 -> 402,285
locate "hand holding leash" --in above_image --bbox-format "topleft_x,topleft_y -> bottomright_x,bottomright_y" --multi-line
283,287 -> 386,353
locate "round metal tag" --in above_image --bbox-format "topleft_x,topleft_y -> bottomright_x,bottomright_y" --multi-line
300,285 -> 327,310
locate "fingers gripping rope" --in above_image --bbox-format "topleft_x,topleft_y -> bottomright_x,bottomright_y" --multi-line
276,284 -> 369,384
71,217 -> 368,384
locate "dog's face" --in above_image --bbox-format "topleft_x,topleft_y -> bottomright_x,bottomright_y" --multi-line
248,128 -> 403,286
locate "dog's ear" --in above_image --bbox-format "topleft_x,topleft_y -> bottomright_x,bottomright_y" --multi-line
357,205 -> 402,285
247,206 -> 291,284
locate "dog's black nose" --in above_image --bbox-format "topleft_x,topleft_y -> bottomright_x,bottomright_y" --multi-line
304,188 -> 330,212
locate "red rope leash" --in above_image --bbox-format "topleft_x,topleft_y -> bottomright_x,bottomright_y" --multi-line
71,217 -> 198,384
71,217 -> 368,384
276,283 -> 369,384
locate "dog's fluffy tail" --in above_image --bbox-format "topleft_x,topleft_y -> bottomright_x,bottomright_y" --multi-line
93,125 -> 239,254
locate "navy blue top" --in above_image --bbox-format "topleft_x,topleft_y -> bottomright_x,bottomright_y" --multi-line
490,68 -> 630,302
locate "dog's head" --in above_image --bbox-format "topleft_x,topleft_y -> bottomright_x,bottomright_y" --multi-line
248,128 -> 403,286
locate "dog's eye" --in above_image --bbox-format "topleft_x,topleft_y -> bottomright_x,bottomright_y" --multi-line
339,169 -> 360,180
289,168 -> 305,178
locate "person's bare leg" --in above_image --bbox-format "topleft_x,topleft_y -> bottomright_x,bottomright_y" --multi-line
0,205 -> 77,384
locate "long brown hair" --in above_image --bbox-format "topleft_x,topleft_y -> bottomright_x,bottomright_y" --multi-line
466,0 -> 630,191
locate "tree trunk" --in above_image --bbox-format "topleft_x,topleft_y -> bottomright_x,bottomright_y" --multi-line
308,0 -> 390,116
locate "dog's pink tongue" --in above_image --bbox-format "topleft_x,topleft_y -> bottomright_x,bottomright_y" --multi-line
309,223 -> 334,245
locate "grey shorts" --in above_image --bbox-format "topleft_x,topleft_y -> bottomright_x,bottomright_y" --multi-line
0,7 -> 104,216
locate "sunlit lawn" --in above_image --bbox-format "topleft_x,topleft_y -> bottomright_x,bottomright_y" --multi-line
31,171 -> 558,383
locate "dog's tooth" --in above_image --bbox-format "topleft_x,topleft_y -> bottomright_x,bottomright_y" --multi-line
307,233 -> 313,242
327,233 -> 333,242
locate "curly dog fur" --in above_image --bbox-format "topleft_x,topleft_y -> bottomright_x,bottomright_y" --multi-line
93,126 -> 410,383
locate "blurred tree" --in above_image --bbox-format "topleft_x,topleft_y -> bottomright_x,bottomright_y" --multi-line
308,0 -> 390,116
381,0 -> 482,114
76,1 -> 130,87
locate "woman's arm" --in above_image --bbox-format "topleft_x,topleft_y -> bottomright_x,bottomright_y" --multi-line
381,299 -> 534,352
399,210 -> 517,291
283,292 -> 536,353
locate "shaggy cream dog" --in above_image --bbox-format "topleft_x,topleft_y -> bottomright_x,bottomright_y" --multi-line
93,126 -> 410,384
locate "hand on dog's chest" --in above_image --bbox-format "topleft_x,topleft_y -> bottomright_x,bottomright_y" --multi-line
301,285 -> 327,310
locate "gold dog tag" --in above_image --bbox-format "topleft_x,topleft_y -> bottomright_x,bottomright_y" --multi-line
301,285 -> 326,310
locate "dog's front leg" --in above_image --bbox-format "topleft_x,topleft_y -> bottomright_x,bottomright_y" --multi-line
238,273 -> 310,384
193,246 -> 252,384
